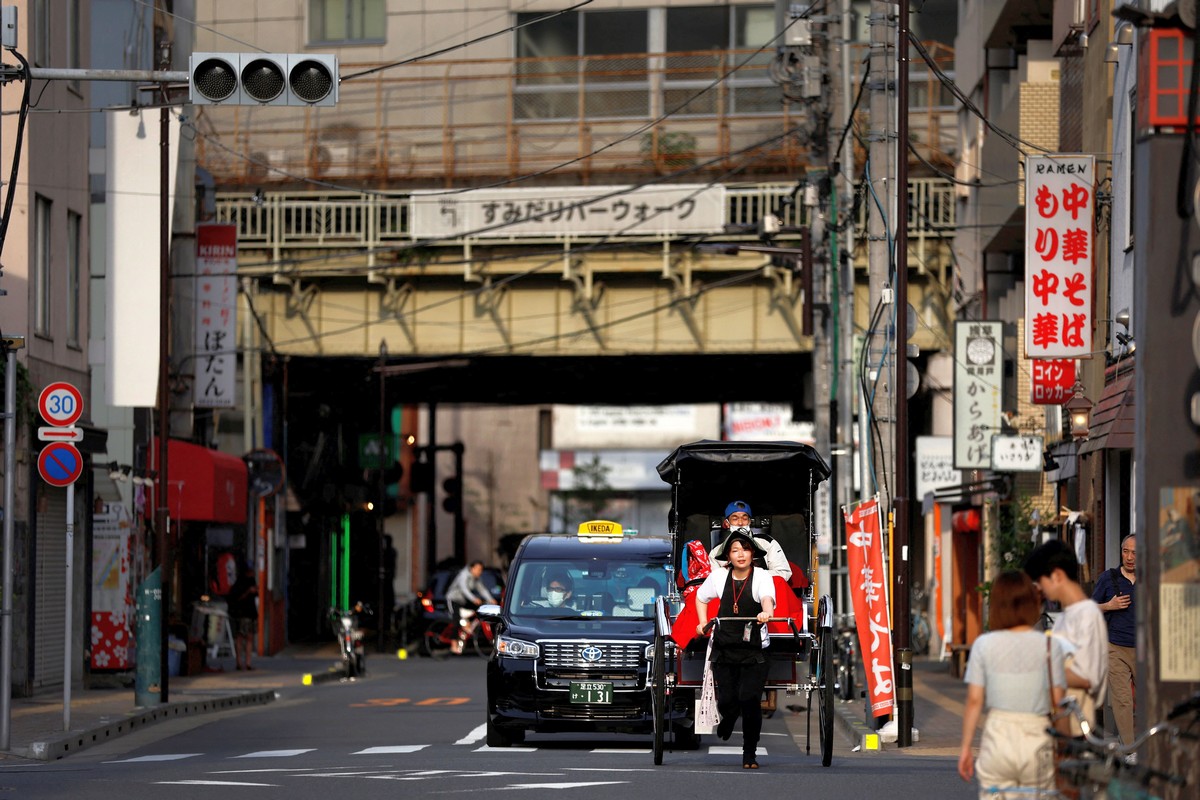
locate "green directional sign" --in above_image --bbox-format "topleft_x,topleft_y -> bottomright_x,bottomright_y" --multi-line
358,434 -> 394,469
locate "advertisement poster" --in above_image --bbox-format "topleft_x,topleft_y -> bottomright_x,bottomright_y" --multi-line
843,496 -> 895,717
1159,486 -> 1200,682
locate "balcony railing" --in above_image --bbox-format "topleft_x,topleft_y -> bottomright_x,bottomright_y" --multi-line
195,44 -> 957,189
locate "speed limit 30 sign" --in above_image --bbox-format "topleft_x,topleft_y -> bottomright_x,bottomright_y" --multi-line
38,381 -> 84,427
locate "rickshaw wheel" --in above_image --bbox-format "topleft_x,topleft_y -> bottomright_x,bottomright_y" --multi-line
818,626 -> 835,766
651,635 -> 666,765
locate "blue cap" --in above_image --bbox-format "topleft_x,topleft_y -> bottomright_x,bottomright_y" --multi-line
724,500 -> 752,518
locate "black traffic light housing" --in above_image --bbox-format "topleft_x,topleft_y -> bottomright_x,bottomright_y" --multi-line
442,476 -> 462,514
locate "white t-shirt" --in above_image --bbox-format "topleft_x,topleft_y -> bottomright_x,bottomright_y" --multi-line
965,629 -> 1067,715
1053,599 -> 1109,705
696,565 -> 776,648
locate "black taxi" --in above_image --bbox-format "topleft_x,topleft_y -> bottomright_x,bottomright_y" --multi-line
479,521 -> 690,747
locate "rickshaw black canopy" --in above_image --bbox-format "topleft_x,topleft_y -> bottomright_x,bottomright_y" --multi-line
657,440 -> 832,576
656,440 -> 831,516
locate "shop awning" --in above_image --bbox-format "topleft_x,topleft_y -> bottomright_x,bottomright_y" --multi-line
1077,374 -> 1135,456
166,439 -> 248,524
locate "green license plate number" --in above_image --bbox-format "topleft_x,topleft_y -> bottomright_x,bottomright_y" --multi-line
569,681 -> 612,704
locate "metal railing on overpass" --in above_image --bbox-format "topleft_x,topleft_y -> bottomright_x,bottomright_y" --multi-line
215,178 -> 955,259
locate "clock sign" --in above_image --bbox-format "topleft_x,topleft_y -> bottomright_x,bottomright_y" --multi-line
966,336 -> 995,366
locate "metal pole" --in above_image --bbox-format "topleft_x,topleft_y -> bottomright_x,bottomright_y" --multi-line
0,343 -> 21,748
838,0 -> 858,620
63,483 -> 74,730
156,101 -> 172,703
893,0 -> 913,748
377,341 -> 387,652
425,403 -> 437,578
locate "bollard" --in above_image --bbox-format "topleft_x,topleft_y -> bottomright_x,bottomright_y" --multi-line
135,567 -> 162,707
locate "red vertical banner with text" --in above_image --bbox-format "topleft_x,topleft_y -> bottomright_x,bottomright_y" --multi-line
844,496 -> 895,717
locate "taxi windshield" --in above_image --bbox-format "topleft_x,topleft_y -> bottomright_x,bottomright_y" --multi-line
508,559 -> 668,619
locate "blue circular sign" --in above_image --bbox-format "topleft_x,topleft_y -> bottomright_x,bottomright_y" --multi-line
38,442 -> 83,487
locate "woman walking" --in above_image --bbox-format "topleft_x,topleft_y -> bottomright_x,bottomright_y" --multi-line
695,529 -> 775,769
958,570 -> 1067,797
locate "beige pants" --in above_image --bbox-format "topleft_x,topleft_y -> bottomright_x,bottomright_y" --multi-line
1106,643 -> 1135,745
975,708 -> 1055,799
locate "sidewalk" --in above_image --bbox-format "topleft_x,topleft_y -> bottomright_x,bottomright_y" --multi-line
783,654 -> 971,757
0,641 -> 347,762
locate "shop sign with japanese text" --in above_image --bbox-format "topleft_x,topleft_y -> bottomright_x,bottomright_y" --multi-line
194,223 -> 238,408
410,184 -> 726,239
953,321 -> 1003,469
1031,358 -> 1076,405
1024,155 -> 1094,358
991,434 -> 1044,472
843,496 -> 895,718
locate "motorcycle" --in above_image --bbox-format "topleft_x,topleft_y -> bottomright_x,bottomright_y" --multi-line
330,602 -> 369,679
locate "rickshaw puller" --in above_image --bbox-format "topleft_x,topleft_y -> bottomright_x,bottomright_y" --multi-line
695,529 -> 775,769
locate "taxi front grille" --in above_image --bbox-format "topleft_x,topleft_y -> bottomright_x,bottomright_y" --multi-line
541,702 -> 645,721
539,641 -> 644,669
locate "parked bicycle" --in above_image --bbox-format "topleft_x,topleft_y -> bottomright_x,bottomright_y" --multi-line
419,610 -> 493,658
833,614 -> 859,702
911,585 -> 932,656
1048,689 -> 1198,799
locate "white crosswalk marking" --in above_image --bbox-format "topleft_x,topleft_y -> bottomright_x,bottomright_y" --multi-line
105,753 -> 201,763
455,724 -> 486,745
233,749 -> 316,758
705,745 -> 767,755
157,779 -> 279,786
353,745 -> 429,754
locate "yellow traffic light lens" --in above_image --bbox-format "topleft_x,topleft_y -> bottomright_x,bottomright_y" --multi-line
241,59 -> 286,103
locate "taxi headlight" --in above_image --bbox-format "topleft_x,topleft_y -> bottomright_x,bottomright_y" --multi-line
496,636 -> 539,659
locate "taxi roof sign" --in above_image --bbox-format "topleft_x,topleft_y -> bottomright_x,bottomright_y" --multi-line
577,519 -> 623,537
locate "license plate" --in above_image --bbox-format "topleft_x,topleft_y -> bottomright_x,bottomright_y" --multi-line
569,681 -> 613,704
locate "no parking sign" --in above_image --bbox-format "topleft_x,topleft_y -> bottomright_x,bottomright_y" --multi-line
38,442 -> 83,487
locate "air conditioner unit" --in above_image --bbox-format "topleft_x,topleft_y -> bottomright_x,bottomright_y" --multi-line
313,143 -> 356,177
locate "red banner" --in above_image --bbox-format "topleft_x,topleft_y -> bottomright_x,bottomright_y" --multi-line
844,496 -> 895,718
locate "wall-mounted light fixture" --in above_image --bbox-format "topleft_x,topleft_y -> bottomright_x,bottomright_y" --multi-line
1064,381 -> 1094,440
1105,22 -> 1134,64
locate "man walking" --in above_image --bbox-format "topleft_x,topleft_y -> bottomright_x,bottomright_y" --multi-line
1092,534 -> 1136,744
1024,539 -> 1108,735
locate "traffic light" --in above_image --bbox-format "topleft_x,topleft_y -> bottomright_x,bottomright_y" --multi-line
442,476 -> 462,515
189,53 -> 338,106
410,451 -> 434,495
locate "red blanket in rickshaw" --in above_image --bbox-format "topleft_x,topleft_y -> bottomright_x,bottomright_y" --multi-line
669,574 -> 806,649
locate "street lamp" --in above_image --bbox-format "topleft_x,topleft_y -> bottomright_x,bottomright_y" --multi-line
1065,381 -> 1094,440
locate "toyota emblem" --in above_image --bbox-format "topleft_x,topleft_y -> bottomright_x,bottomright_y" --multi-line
581,646 -> 603,662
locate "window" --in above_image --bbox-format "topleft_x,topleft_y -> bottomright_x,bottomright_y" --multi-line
34,196 -> 52,337
67,0 -> 81,91
515,5 -> 773,121
67,211 -> 82,347
32,0 -> 50,67
309,0 -> 385,45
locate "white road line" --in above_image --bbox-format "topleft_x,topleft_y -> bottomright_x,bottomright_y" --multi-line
456,724 -> 486,745
157,780 -> 279,786
353,745 -> 429,754
232,749 -> 316,759
588,748 -> 649,754
105,754 -> 201,763
706,745 -> 766,755
473,745 -> 538,752
492,782 -> 628,791
212,768 -> 316,774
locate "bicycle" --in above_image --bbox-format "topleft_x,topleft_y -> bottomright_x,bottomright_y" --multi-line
911,585 -> 932,656
419,610 -> 493,658
833,614 -> 859,702
1047,690 -> 1198,800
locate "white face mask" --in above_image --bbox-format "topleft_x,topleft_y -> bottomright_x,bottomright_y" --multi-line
547,590 -> 567,607
731,526 -> 752,536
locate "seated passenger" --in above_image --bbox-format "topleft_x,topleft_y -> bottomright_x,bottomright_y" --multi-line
710,500 -> 792,581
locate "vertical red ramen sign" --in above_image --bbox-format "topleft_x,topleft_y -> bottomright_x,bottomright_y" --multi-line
844,496 -> 895,717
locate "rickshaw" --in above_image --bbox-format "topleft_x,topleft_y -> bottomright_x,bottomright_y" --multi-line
649,440 -> 835,766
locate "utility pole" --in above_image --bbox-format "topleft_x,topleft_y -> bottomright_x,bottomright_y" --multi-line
892,0 -> 913,748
